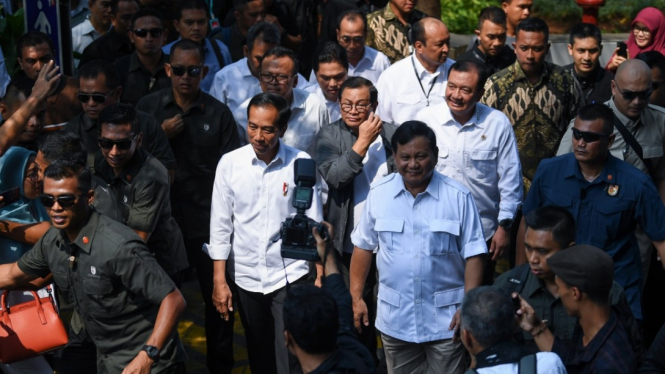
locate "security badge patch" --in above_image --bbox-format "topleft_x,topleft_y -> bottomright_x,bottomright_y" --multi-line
607,185 -> 619,197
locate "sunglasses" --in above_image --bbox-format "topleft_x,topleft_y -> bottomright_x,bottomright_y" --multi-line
40,194 -> 84,208
98,135 -> 137,150
613,80 -> 652,101
170,65 -> 203,76
132,28 -> 164,38
572,128 -> 609,143
340,36 -> 365,44
77,89 -> 115,104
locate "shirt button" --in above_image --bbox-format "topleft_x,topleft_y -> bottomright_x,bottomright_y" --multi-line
415,230 -> 420,235
414,206 -> 419,210
415,278 -> 420,282
415,254 -> 419,258
415,299 -> 421,304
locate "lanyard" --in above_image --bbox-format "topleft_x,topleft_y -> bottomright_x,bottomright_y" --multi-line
411,56 -> 439,106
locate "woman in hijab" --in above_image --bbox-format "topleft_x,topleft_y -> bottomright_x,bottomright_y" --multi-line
0,146 -> 54,374
607,7 -> 665,73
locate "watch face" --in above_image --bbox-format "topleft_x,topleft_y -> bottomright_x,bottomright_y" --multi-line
143,345 -> 159,359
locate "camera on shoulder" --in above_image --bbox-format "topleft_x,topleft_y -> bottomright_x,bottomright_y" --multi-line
280,158 -> 329,261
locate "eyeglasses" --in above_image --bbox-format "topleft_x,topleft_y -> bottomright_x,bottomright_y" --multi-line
260,73 -> 293,84
169,65 -> 203,77
340,36 -> 365,44
653,81 -> 663,91
613,80 -> 652,101
40,193 -> 85,208
77,89 -> 115,104
98,135 -> 137,150
132,28 -> 164,38
340,102 -> 372,113
632,26 -> 651,36
572,128 -> 609,143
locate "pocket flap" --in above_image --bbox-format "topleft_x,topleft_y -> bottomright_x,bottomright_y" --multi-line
595,201 -> 632,214
543,189 -> 573,207
378,284 -> 401,307
430,219 -> 460,235
643,146 -> 664,159
470,149 -> 497,160
396,94 -> 421,105
375,219 -> 404,233
83,280 -> 114,295
434,287 -> 464,307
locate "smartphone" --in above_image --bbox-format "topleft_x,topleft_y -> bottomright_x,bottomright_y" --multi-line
617,42 -> 628,58
0,187 -> 20,205
512,293 -> 522,312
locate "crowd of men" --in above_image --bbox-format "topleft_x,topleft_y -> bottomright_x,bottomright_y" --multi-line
2,0 -> 665,373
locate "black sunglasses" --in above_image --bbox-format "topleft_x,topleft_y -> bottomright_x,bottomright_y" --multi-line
40,194 -> 84,208
170,65 -> 203,77
77,89 -> 115,104
132,28 -> 164,38
613,80 -> 652,101
98,135 -> 137,150
572,128 -> 609,143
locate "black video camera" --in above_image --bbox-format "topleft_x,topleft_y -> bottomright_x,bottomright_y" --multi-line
280,159 -> 329,261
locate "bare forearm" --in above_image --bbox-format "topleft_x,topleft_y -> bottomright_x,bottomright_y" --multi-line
0,96 -> 43,155
349,247 -> 372,300
213,260 -> 228,285
0,263 -> 37,289
464,255 -> 485,291
532,325 -> 555,352
515,217 -> 527,266
0,221 -> 50,245
146,289 -> 186,350
654,240 -> 665,268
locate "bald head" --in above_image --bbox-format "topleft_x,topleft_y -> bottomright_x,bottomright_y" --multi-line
612,59 -> 653,120
412,17 -> 448,46
411,17 -> 450,71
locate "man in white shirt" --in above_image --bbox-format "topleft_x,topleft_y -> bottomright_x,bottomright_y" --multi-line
306,42 -> 349,122
309,10 -> 390,86
233,47 -> 329,155
350,121 -> 487,374
416,60 -> 522,284
376,17 -> 454,125
72,0 -> 113,65
209,92 -> 323,374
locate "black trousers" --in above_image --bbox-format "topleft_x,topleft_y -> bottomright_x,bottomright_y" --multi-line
186,237 -> 236,374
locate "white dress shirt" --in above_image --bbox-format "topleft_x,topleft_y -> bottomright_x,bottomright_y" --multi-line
72,18 -> 105,63
416,102 -> 522,239
163,38 -> 232,93
233,88 -> 330,156
305,84 -> 342,122
207,141 -> 323,294
210,57 -> 312,111
376,53 -> 454,125
351,172 -> 487,343
475,352 -> 566,374
309,46 -> 390,85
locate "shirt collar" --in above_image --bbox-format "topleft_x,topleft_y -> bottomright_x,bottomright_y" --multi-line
58,211 -> 100,254
564,152 -> 619,184
382,4 -> 398,21
574,313 -> 619,363
97,148 -> 146,185
80,19 -> 96,35
129,51 -> 168,73
250,139 -> 287,167
608,96 -> 644,129
240,58 -> 254,78
164,88 -> 207,113
439,101 -> 484,129
291,88 -> 308,109
512,59 -> 550,86
412,54 -> 442,80
81,112 -> 96,131
389,171 -> 440,200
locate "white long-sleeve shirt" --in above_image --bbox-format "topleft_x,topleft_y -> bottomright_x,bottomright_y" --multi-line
207,141 -> 323,294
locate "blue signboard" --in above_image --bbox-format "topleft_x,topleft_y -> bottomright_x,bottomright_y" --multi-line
23,0 -> 62,66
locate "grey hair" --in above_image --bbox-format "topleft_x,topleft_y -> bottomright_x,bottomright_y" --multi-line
460,286 -> 516,348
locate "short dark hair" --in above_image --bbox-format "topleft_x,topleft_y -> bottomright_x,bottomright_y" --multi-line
336,10 -> 367,33
98,103 -> 141,135
247,21 -> 281,52
636,51 -> 665,76
569,23 -> 602,46
338,76 -> 377,103
449,60 -> 489,93
312,42 -> 349,73
478,6 -> 506,30
110,0 -> 138,14
516,17 -> 549,42
78,60 -> 121,90
131,8 -> 164,30
44,158 -> 92,194
175,0 -> 208,20
3,76 -> 34,107
391,121 -> 437,154
283,284 -> 338,354
17,31 -> 55,57
524,206 -> 576,249
170,39 -> 205,63
36,132 -> 87,166
411,17 -> 436,45
576,103 -> 615,134
460,286 -> 515,349
261,46 -> 300,76
247,92 -> 291,129
233,0 -> 261,12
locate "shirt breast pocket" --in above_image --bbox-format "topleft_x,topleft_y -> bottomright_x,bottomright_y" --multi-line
375,218 -> 404,254
643,145 -> 664,159
468,149 -> 497,179
83,278 -> 123,315
190,124 -> 219,148
592,201 -> 634,243
429,219 -> 460,255
543,189 -> 573,209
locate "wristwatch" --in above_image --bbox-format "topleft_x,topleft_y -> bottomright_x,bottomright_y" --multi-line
499,218 -> 513,230
142,345 -> 160,361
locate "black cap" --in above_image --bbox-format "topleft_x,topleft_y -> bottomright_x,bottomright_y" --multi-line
548,245 -> 614,297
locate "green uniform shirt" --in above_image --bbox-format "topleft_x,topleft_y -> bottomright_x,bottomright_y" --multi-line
17,212 -> 186,373
95,148 -> 189,277
135,88 -> 240,239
